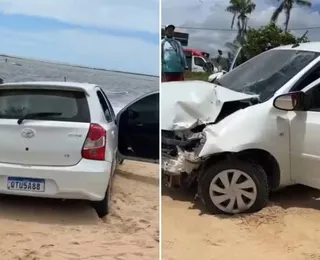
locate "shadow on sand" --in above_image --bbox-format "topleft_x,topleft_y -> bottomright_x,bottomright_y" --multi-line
0,195 -> 101,225
162,184 -> 320,218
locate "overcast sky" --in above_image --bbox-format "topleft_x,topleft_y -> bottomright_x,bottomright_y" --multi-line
0,0 -> 159,75
162,0 -> 320,56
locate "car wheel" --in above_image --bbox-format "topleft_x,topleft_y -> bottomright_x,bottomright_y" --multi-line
92,181 -> 112,218
199,158 -> 269,214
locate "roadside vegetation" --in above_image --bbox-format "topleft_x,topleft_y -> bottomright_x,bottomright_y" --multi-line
226,0 -> 311,46
185,71 -> 211,80
226,0 -> 311,58
186,0 -> 312,81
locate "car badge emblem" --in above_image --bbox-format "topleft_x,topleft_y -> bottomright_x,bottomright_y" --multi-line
21,128 -> 35,138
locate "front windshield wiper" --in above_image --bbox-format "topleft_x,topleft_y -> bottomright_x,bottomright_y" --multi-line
17,112 -> 62,125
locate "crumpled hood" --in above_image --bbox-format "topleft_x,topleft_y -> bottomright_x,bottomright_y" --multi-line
161,80 -> 257,130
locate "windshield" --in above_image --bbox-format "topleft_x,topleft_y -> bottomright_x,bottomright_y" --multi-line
219,49 -> 320,102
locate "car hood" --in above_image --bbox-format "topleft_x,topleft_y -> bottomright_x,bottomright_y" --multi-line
161,80 -> 258,130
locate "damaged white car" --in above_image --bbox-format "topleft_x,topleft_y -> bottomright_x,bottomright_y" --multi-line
162,42 -> 320,214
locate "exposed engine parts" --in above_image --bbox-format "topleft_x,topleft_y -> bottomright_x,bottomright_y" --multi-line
161,129 -> 204,179
162,146 -> 201,176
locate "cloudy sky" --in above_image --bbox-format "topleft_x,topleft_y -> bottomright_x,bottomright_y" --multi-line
162,0 -> 320,56
0,0 -> 159,75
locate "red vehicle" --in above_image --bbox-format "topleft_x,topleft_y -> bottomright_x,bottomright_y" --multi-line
183,48 -> 212,72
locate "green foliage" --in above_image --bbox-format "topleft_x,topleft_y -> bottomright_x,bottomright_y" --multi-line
242,23 -> 309,59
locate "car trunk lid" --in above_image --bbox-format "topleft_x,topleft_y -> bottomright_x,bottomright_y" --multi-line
0,87 -> 91,166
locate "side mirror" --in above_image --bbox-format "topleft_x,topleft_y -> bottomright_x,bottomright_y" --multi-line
273,91 -> 305,111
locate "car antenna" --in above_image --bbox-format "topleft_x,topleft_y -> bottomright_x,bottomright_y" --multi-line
292,30 -> 308,48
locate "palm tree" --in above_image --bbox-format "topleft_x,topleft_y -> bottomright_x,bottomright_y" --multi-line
271,0 -> 311,32
226,0 -> 256,42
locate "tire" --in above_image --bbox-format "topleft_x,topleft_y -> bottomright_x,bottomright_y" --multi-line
116,151 -> 124,165
92,181 -> 112,218
199,158 -> 269,215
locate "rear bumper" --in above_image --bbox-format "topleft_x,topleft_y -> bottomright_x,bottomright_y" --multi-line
0,159 -> 112,201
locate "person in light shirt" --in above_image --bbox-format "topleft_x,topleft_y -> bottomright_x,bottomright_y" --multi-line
161,24 -> 188,82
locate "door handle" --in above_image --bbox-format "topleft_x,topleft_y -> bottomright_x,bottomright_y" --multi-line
136,123 -> 143,127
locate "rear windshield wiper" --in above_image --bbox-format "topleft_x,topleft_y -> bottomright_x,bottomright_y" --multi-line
17,112 -> 62,125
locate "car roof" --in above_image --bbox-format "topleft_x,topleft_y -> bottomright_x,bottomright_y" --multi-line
0,81 -> 159,97
0,81 -> 98,91
274,41 -> 320,53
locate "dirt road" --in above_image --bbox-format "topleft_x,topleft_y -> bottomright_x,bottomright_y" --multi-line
0,161 -> 159,260
162,185 -> 320,260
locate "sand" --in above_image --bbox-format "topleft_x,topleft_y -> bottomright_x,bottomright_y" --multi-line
0,161 -> 159,260
162,184 -> 320,260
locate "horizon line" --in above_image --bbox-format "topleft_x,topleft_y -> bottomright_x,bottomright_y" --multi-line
0,54 -> 159,78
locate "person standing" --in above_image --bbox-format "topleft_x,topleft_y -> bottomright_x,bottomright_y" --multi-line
161,24 -> 188,82
216,49 -> 223,71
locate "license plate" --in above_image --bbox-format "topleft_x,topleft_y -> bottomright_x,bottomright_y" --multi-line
7,177 -> 45,192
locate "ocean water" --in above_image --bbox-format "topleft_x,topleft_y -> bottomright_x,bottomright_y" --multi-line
0,56 -> 159,114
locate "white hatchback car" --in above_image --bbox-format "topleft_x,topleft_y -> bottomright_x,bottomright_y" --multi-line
0,81 -> 159,217
162,42 -> 320,215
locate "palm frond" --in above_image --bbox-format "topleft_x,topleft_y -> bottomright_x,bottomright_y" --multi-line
271,1 -> 285,22
295,0 -> 312,7
226,5 -> 237,12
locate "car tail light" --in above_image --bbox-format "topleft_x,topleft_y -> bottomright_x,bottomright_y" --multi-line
82,123 -> 106,160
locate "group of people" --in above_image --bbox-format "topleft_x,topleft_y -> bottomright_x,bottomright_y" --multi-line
161,24 -> 187,82
162,24 -> 235,82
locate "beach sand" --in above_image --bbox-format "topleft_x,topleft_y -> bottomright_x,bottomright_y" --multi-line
0,161 -> 159,260
162,185 -> 320,260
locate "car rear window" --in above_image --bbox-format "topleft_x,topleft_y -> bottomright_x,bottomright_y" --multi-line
0,88 -> 90,123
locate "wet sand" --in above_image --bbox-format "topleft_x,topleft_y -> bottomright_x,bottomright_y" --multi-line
162,185 -> 320,260
0,161 -> 159,260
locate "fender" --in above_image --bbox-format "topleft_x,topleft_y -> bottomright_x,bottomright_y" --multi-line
197,104 -> 292,186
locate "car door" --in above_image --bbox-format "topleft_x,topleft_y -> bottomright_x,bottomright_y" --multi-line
290,78 -> 320,189
193,57 -> 204,72
229,47 -> 248,71
116,91 -> 159,163
96,88 -> 118,169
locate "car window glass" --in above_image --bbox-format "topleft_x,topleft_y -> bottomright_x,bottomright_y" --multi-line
0,88 -> 90,122
291,63 -> 320,92
306,84 -> 320,112
128,93 -> 159,123
100,89 -> 115,119
96,91 -> 112,122
194,57 -> 205,67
